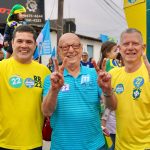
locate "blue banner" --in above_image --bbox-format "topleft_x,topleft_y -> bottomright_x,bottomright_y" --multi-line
100,34 -> 117,43
33,20 -> 51,60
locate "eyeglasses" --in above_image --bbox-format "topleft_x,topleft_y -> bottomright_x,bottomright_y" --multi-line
59,43 -> 81,52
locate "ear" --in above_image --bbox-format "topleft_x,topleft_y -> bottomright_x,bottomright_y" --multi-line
11,39 -> 14,49
142,44 -> 146,53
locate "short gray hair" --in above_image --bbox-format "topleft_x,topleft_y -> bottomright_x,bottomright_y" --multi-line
120,28 -> 143,44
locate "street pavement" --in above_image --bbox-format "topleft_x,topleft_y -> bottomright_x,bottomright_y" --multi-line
42,140 -> 51,150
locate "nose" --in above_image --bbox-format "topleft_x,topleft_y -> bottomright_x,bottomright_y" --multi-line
21,41 -> 28,47
127,43 -> 134,50
68,45 -> 74,52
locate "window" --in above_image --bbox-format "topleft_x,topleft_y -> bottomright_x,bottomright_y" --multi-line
87,45 -> 93,58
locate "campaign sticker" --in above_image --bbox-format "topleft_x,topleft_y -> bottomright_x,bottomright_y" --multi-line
24,78 -> 35,88
61,84 -> 70,92
133,77 -> 144,88
81,75 -> 90,84
9,75 -> 23,88
115,84 -> 124,94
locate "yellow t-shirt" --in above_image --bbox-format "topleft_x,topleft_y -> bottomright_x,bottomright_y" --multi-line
110,63 -> 150,150
0,57 -> 50,149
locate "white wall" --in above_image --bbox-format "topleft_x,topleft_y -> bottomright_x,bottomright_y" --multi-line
42,31 -> 102,66
80,38 -> 102,62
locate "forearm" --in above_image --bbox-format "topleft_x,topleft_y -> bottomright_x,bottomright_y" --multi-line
103,90 -> 117,110
101,119 -> 106,127
42,88 -> 59,117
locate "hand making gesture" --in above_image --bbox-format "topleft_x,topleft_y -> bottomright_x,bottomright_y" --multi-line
142,52 -> 150,80
92,59 -> 112,94
50,58 -> 67,91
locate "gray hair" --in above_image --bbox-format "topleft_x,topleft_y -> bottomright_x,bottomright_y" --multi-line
120,28 -> 143,44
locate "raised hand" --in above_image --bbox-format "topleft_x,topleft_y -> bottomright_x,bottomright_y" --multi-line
50,58 -> 66,91
92,59 -> 101,73
92,58 -> 107,73
142,52 -> 150,80
92,59 -> 112,93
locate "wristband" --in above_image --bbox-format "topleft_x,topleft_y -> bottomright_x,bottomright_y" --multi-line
103,89 -> 114,97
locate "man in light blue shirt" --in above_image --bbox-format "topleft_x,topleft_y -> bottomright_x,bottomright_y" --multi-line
42,33 -> 107,150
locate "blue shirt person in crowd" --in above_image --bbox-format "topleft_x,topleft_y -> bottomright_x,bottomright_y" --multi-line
42,33 -> 108,150
81,51 -> 94,68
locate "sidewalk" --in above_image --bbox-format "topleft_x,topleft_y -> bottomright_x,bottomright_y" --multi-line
42,140 -> 51,150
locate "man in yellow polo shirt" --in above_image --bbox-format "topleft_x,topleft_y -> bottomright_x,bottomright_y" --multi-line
98,28 -> 150,150
0,25 -> 50,149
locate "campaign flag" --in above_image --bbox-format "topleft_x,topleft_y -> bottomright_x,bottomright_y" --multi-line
100,34 -> 109,42
51,46 -> 56,58
33,20 -> 52,60
100,34 -> 117,43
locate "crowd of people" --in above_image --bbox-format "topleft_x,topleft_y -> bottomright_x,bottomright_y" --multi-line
0,3 -> 150,150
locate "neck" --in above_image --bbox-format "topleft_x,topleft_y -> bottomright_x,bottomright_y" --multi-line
66,64 -> 80,77
124,60 -> 142,73
83,60 -> 88,63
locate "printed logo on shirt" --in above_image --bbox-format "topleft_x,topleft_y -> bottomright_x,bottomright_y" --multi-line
115,84 -> 124,94
34,76 -> 42,88
24,78 -> 35,88
81,75 -> 90,84
9,75 -> 23,88
61,84 -> 70,92
133,76 -> 144,88
132,88 -> 141,99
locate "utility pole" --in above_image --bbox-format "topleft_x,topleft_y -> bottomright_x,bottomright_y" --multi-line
57,0 -> 64,45
57,0 -> 64,63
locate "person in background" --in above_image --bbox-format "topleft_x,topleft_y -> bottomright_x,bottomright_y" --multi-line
3,4 -> 27,58
99,41 -> 120,71
42,33 -> 108,150
47,57 -> 54,72
0,25 -> 50,149
0,33 -> 4,61
89,57 -> 94,68
0,50 -> 4,61
81,51 -> 93,68
99,41 -> 121,150
99,28 -> 150,149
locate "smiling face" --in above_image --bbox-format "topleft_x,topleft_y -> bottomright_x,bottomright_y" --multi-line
12,32 -> 36,64
58,33 -> 82,67
119,32 -> 145,65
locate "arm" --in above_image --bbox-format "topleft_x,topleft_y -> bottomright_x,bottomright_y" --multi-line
103,89 -> 117,110
4,24 -> 11,43
42,58 -> 65,117
42,87 -> 59,117
92,59 -> 117,110
98,73 -> 117,110
142,52 -> 150,80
